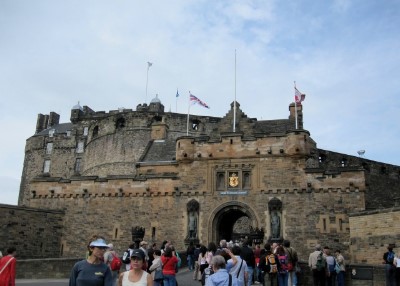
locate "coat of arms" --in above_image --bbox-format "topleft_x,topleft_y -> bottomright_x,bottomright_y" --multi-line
229,173 -> 239,187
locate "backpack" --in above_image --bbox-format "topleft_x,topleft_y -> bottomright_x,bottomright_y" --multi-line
110,252 -> 122,271
122,249 -> 131,264
387,252 -> 395,264
267,254 -> 278,273
316,251 -> 324,271
278,254 -> 289,272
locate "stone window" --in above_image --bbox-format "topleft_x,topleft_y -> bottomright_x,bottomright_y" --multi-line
318,154 -> 326,163
216,172 -> 225,190
49,129 -> 55,137
75,158 -> 81,173
76,141 -> 84,153
340,158 -> 347,167
243,172 -> 251,189
46,142 -> 53,155
92,126 -> 99,137
83,127 -> 88,136
192,119 -> 200,130
66,130 -> 71,137
43,160 -> 51,173
116,118 -> 126,129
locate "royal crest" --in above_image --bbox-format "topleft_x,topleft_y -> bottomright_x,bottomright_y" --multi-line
229,173 -> 239,187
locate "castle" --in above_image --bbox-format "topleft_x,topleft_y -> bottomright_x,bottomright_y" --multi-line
13,95 -> 400,263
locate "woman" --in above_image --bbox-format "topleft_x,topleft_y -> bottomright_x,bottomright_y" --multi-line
69,235 -> 113,286
276,246 -> 289,286
198,245 -> 209,282
394,253 -> 400,286
325,249 -> 336,286
149,250 -> 163,286
0,246 -> 17,286
161,247 -> 179,286
119,249 -> 153,286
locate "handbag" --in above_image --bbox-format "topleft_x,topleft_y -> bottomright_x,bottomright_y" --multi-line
334,260 -> 341,274
154,269 -> 164,281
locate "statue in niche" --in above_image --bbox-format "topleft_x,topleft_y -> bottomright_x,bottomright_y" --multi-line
187,199 -> 199,239
271,211 -> 280,238
188,211 -> 198,238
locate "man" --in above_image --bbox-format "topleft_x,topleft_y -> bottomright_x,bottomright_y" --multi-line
383,244 -> 396,286
283,240 -> 298,286
241,240 -> 256,286
0,246 -> 17,286
206,255 -> 238,286
140,241 -> 149,261
309,244 -> 326,286
104,244 -> 119,286
228,245 -> 248,286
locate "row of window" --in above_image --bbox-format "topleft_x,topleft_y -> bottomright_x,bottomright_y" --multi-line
43,158 -> 81,173
45,142 -> 84,155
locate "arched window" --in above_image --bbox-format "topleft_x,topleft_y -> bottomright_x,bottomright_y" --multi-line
116,118 -> 126,129
92,126 -> 99,137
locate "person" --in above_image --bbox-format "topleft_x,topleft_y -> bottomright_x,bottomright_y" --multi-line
149,250 -> 162,286
193,244 -> 202,281
394,252 -> 400,286
124,244 -> 136,271
335,250 -> 345,286
0,251 -> 3,259
253,244 -> 261,284
271,212 -> 280,238
104,244 -> 120,286
258,243 -> 278,286
69,235 -> 113,286
227,245 -> 248,286
240,240 -> 255,286
308,244 -> 326,286
324,249 -> 335,286
161,246 -> 179,286
118,249 -> 153,286
383,244 -> 396,286
276,246 -> 289,286
186,242 -> 195,271
283,240 -> 297,286
0,246 -> 17,286
140,241 -> 149,263
205,255 -> 239,286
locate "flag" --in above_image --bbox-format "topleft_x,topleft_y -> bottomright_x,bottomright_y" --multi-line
176,89 -> 179,97
190,93 -> 210,109
147,62 -> 152,68
295,87 -> 305,104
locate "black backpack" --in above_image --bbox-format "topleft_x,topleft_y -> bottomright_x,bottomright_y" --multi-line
122,249 -> 131,264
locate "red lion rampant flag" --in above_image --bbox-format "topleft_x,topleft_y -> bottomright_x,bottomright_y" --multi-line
294,87 -> 306,104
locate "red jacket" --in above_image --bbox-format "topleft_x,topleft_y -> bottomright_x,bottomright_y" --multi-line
161,255 -> 178,275
0,256 -> 16,286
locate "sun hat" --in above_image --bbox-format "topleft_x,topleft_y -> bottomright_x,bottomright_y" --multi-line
89,238 -> 108,247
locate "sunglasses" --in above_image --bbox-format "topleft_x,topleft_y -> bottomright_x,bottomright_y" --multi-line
94,246 -> 108,250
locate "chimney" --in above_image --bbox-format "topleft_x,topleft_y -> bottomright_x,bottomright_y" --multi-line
48,112 -> 60,127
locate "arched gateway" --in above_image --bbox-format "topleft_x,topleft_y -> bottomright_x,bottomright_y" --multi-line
208,202 -> 261,243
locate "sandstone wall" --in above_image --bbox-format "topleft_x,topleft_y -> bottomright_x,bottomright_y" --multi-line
349,207 -> 400,265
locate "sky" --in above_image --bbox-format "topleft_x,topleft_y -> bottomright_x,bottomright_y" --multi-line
1,0 -> 399,205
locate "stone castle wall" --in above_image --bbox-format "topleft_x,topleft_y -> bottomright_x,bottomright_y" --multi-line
349,207 -> 400,265
0,204 -> 64,259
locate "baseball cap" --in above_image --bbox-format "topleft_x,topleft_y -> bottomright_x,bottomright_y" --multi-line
131,249 -> 145,260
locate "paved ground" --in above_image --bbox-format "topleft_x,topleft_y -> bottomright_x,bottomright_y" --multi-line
16,267 -> 195,286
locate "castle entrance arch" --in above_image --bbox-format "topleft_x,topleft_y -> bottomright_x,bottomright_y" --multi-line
209,202 -> 259,243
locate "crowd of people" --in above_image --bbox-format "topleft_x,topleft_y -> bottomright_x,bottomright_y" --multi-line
3,236 -> 400,286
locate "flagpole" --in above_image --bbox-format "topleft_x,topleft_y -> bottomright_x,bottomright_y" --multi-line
186,91 -> 191,136
233,49 -> 237,132
294,81 -> 298,130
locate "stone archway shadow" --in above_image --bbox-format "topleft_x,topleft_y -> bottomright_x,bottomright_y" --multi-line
207,201 -> 260,244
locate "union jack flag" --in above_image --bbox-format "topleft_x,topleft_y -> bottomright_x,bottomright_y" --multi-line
190,93 -> 210,109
